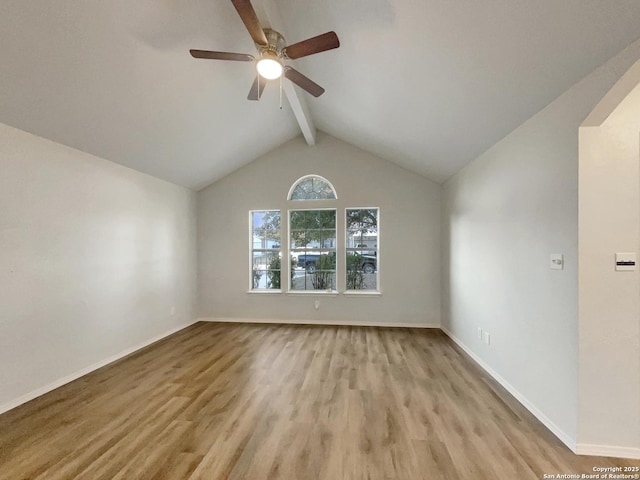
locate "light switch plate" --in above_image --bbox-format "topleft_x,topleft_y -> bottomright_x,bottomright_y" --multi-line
615,252 -> 636,271
550,254 -> 564,270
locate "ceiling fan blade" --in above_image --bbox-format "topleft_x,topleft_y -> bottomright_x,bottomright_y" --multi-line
190,50 -> 254,61
247,75 -> 267,101
283,31 -> 340,60
230,0 -> 268,46
284,67 -> 325,97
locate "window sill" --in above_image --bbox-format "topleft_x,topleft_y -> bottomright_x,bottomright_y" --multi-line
287,290 -> 339,296
343,290 -> 382,296
247,290 -> 380,296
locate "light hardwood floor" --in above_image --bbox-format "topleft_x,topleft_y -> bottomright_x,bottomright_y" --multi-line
0,322 -> 637,479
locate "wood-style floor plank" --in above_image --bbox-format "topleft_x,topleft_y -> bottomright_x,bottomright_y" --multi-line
0,322 -> 637,479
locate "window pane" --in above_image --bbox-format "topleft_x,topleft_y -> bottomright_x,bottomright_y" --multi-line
319,229 -> 336,249
252,211 -> 281,248
290,209 -> 337,291
289,176 -> 337,200
251,211 -> 281,290
252,252 -> 282,289
346,209 -> 379,291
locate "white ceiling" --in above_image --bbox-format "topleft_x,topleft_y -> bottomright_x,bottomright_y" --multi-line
2,1 -> 640,190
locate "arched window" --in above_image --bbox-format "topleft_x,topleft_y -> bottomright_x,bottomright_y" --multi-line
288,175 -> 337,200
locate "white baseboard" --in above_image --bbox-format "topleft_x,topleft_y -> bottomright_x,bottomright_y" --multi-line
440,327 -> 578,453
576,444 -> 640,460
199,317 -> 439,329
0,319 -> 198,416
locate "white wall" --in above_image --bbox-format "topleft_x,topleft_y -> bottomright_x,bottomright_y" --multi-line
578,64 -> 640,456
0,123 -> 197,412
197,133 -> 441,326
441,40 -> 640,449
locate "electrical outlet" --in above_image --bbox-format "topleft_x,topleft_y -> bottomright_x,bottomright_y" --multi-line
550,254 -> 564,270
477,327 -> 483,340
314,300 -> 320,310
483,331 -> 491,346
170,306 -> 176,316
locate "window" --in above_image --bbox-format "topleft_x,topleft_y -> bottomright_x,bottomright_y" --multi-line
289,209 -> 337,291
288,175 -> 337,200
249,177 -> 380,295
346,208 -> 379,291
250,210 -> 281,290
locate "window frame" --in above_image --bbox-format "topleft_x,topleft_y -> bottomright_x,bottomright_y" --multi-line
248,209 -> 282,293
287,174 -> 338,201
344,207 -> 381,294
246,177 -> 382,297
287,207 -> 338,294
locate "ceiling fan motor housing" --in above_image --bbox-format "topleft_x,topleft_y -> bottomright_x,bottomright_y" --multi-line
260,28 -> 286,58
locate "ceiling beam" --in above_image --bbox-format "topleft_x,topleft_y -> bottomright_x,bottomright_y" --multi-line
252,0 -> 316,145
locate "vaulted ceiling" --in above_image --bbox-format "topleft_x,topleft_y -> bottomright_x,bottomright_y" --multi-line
2,0 -> 640,190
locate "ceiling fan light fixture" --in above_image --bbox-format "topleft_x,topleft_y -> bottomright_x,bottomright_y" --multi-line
257,52 -> 283,80
189,1 -> 339,99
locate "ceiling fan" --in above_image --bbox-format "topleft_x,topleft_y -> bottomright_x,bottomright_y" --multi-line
190,0 -> 340,100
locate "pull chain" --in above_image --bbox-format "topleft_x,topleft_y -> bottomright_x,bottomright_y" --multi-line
279,74 -> 283,110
